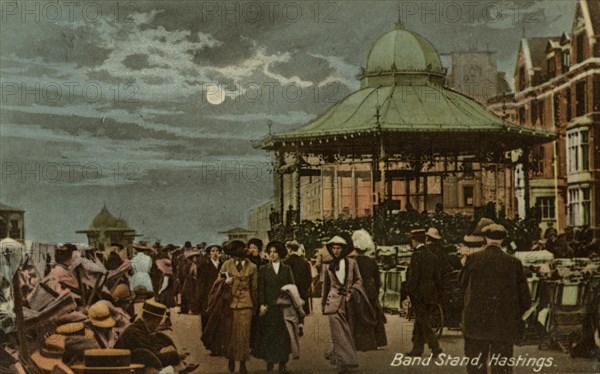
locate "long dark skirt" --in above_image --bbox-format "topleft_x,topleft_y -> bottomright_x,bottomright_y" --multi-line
256,309 -> 291,363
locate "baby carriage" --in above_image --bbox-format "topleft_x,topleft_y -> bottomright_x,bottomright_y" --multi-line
402,269 -> 464,339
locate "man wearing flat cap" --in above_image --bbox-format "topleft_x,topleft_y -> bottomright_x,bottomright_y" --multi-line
459,224 -> 531,374
405,229 -> 443,357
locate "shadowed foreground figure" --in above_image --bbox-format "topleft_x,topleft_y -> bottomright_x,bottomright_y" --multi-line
459,224 -> 531,374
115,299 -> 197,372
405,228 -> 443,358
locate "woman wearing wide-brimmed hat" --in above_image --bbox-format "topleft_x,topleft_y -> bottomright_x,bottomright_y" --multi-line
219,240 -> 258,374
322,235 -> 363,374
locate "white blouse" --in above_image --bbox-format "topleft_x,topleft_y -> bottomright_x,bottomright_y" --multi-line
335,258 -> 346,284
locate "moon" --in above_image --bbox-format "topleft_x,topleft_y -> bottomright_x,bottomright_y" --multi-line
206,84 -> 226,105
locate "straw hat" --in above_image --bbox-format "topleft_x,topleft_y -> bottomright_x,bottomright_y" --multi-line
410,228 -> 427,238
87,302 -> 116,329
326,236 -> 348,249
132,241 -> 153,253
463,235 -> 485,248
425,227 -> 441,240
56,322 -> 95,340
325,235 -> 351,258
31,334 -> 66,373
142,299 -> 167,319
473,218 -> 495,235
482,223 -> 508,240
71,349 -> 144,373
111,284 -> 133,303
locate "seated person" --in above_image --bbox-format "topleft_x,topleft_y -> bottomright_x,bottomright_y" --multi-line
115,299 -> 197,372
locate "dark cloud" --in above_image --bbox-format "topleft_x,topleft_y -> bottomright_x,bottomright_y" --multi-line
122,53 -> 151,70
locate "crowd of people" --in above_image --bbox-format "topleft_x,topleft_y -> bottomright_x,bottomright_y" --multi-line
6,216 -> 599,374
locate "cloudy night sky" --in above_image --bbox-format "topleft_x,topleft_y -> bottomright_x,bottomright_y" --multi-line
0,0 -> 576,244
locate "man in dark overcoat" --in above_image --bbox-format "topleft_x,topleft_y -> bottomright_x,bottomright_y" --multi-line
405,229 -> 443,357
115,299 -> 181,368
284,241 -> 312,315
459,224 -> 531,374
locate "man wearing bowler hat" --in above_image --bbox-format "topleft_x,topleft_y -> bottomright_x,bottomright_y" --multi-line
405,228 -> 443,357
459,224 -> 531,374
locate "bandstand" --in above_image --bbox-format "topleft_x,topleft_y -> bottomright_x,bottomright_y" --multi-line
258,23 -> 555,243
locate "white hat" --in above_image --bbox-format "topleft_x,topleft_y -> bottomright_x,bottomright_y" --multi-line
352,229 -> 375,252
326,236 -> 347,247
426,228 -> 442,240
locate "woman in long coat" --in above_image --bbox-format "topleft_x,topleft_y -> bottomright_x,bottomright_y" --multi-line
256,241 -> 295,372
322,235 -> 363,374
198,244 -> 222,329
351,229 -> 387,349
220,240 -> 258,374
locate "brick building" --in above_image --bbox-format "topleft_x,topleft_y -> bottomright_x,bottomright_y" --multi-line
488,0 -> 600,231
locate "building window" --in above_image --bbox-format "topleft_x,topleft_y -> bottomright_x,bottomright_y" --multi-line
532,146 -> 545,176
576,33 -> 584,63
519,107 -> 526,125
531,100 -> 538,126
536,196 -> 555,220
568,189 -> 579,226
519,66 -> 526,91
568,132 -> 579,173
568,188 -> 592,227
463,186 -> 474,207
576,81 -> 586,116
567,129 -> 590,173
562,51 -> 570,73
538,100 -> 545,128
581,130 -> 589,170
547,58 -> 555,77
582,188 -> 591,226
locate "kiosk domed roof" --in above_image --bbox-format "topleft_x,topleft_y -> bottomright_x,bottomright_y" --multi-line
365,23 -> 443,75
90,206 -> 130,230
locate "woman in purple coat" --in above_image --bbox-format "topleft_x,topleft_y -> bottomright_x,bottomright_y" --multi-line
322,235 -> 363,374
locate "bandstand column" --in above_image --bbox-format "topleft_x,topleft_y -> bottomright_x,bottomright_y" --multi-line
333,165 -> 339,219
294,155 -> 301,223
522,147 -> 532,218
275,152 -> 285,223
351,166 -> 357,217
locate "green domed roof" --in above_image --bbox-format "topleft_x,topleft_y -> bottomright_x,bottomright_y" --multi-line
90,206 -> 130,229
365,24 -> 443,75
